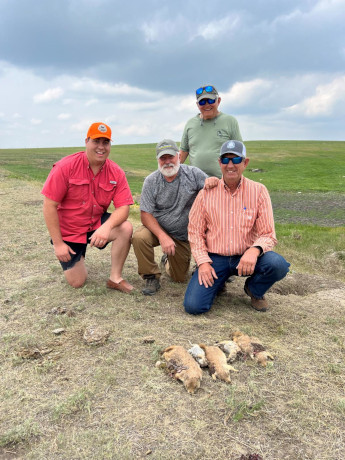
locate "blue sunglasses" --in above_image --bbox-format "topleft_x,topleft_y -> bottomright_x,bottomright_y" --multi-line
198,98 -> 216,106
220,156 -> 243,165
196,85 -> 215,95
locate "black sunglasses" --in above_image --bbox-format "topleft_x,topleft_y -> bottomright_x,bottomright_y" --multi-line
198,98 -> 216,106
220,156 -> 243,165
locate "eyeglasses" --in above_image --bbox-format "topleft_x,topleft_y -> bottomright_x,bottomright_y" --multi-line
196,85 -> 216,95
220,156 -> 243,165
198,98 -> 216,106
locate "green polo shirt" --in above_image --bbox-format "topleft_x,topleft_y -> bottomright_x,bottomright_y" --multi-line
180,112 -> 242,178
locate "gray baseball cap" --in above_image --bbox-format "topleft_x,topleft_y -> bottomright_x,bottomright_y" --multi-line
156,139 -> 179,159
196,85 -> 219,103
219,140 -> 246,159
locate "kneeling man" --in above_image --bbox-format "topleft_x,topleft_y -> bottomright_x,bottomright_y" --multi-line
184,140 -> 290,314
132,139 -> 213,296
42,122 -> 134,292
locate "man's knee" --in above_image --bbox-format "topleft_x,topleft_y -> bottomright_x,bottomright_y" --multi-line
119,220 -> 133,239
267,252 -> 290,280
132,226 -> 150,248
64,272 -> 87,288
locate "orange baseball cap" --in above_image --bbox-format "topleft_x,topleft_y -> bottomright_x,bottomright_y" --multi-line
87,122 -> 112,140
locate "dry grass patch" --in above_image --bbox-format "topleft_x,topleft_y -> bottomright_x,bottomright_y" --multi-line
1,173 -> 344,460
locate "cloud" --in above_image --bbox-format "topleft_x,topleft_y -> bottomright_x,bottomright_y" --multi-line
223,79 -> 273,106
30,118 -> 42,125
57,113 -> 71,120
33,87 -> 64,103
194,15 -> 240,40
285,76 -> 345,117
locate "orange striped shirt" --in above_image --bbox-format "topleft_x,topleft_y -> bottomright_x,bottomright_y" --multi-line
188,177 -> 277,266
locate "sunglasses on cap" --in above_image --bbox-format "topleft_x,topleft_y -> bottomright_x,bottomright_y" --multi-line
220,156 -> 243,165
196,85 -> 216,95
198,98 -> 216,106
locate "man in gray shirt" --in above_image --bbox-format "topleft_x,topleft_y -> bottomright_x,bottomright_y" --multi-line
132,139 -> 215,296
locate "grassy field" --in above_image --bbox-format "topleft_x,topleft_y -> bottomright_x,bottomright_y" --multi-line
0,141 -> 344,459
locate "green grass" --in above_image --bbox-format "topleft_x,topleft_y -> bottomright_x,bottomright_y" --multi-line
0,141 -> 344,277
1,140 -> 344,194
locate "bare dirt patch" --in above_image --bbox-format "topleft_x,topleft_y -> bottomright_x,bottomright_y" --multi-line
1,173 -> 344,460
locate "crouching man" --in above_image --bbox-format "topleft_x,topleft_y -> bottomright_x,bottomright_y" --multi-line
132,139 -> 216,296
183,140 -> 290,314
42,122 -> 134,293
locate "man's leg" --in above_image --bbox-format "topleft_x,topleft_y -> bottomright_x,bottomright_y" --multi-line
64,257 -> 88,288
183,254 -> 231,314
245,251 -> 290,298
108,220 -> 133,287
132,225 -> 161,278
165,239 -> 191,282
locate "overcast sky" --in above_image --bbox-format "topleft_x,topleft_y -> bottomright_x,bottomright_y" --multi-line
0,0 -> 344,148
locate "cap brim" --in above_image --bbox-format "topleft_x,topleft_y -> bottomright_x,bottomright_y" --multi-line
157,149 -> 178,159
90,134 -> 112,141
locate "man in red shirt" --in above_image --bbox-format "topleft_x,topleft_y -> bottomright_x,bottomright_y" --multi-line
42,122 -> 134,293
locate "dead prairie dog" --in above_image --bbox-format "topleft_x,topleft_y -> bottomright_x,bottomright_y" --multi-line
188,344 -> 208,367
199,344 -> 238,384
232,331 -> 255,359
216,340 -> 241,363
162,345 -> 202,394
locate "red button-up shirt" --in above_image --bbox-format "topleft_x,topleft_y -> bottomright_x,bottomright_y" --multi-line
42,151 -> 133,243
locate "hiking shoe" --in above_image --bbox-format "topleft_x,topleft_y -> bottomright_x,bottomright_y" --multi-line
142,275 -> 161,296
160,254 -> 168,269
244,281 -> 268,312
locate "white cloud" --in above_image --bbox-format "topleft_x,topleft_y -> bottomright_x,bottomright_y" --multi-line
85,98 -> 98,106
57,113 -> 71,120
194,16 -> 239,40
71,79 -> 154,97
223,79 -> 272,106
30,118 -> 42,125
285,75 -> 345,116
33,87 -> 64,103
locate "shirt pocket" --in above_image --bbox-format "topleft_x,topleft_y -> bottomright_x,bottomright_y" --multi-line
97,182 -> 116,207
238,208 -> 256,230
68,178 -> 90,202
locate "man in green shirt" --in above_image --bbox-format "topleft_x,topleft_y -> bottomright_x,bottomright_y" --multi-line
179,85 -> 242,178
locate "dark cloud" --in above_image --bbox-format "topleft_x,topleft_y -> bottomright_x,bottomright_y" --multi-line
1,0 -> 344,94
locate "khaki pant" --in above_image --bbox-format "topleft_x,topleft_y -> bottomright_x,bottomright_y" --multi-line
132,225 -> 191,282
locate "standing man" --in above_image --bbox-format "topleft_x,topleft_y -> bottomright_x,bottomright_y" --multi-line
179,84 -> 242,178
184,140 -> 290,314
42,122 -> 134,293
132,139 -> 216,296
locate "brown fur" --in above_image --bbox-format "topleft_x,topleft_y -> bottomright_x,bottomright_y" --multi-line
255,350 -> 274,367
199,344 -> 238,384
232,331 -> 255,359
162,345 -> 202,394
232,331 -> 274,365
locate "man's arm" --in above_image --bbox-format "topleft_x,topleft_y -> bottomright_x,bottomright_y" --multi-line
179,149 -> 189,164
43,197 -> 76,262
89,205 -> 130,247
141,211 -> 176,256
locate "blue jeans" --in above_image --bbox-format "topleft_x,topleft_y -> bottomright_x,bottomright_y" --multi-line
183,251 -> 290,315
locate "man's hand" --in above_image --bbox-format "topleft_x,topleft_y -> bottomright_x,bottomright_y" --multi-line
89,223 -> 111,248
204,176 -> 219,189
198,262 -> 218,288
54,242 -> 76,262
159,234 -> 176,256
236,247 -> 261,276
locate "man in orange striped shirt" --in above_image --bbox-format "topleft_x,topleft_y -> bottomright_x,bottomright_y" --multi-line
183,140 -> 290,314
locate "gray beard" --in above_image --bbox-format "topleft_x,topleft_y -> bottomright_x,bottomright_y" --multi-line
159,161 -> 180,178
